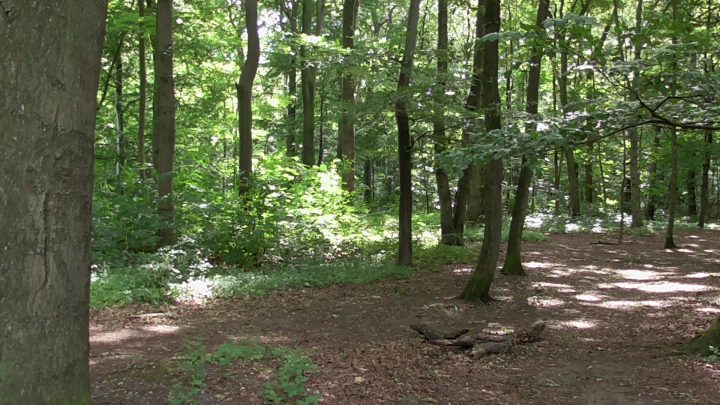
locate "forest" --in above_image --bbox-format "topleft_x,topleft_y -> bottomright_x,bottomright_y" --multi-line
1,0 -> 720,403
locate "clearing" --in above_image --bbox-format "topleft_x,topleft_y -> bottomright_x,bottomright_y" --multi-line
90,230 -> 720,404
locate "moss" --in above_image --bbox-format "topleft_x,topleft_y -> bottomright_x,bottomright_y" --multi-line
680,317 -> 720,357
459,265 -> 495,303
501,250 -> 526,276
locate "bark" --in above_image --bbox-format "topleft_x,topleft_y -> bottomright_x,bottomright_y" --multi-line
502,0 -> 549,277
301,0 -> 316,166
152,0 -> 177,246
687,169 -> 697,217
433,0 -> 461,245
237,0 -> 260,193
699,131 -> 713,227
629,0 -> 643,227
114,42 -> 126,181
138,0 -> 148,179
585,143 -> 594,205
664,0 -> 679,249
466,165 -> 485,223
286,0 -> 299,156
452,0 -> 486,242
340,0 -> 359,191
647,130 -> 661,220
0,1 -> 106,401
395,0 -> 422,266
460,0 -> 502,303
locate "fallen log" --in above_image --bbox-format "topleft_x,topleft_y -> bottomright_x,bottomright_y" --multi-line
411,320 -> 546,357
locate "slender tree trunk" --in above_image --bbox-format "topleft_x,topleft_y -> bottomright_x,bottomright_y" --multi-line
584,143 -> 594,205
664,0 -> 679,249
0,1 -> 106,401
554,149 -> 562,215
237,0 -> 260,193
460,0 -> 502,303
395,0 -> 422,266
138,0 -> 148,180
699,131 -> 713,227
502,0 -> 549,276
114,42 -> 126,181
301,0 -> 316,166
340,0 -> 359,191
152,0 -> 177,246
317,76 -> 326,165
647,130 -> 660,220
287,0 -> 299,156
364,159 -> 373,202
452,0 -> 485,242
628,0 -> 644,227
687,169 -> 698,217
433,0 -> 461,245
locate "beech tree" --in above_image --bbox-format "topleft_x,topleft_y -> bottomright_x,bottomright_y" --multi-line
0,1 -> 107,401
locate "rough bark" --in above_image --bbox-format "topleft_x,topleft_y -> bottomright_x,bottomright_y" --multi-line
395,0 -> 422,266
152,0 -> 177,246
301,0 -> 316,166
664,0 -> 679,249
629,0 -> 643,227
687,169 -> 698,217
340,0 -> 359,191
502,0 -> 549,277
237,0 -> 260,193
647,130 -> 661,220
460,0 -> 502,303
0,1 -> 106,402
466,165 -> 485,223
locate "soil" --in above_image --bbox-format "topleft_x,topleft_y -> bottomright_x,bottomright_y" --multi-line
90,230 -> 720,404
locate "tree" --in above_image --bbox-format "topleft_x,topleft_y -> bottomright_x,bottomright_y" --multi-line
138,0 -> 149,180
237,0 -> 260,193
396,0 -> 422,266
501,0 -> 550,276
664,0 -> 680,249
152,0 -> 177,245
0,1 -> 107,401
301,0 -> 316,166
340,0 -> 360,191
459,0 -> 503,302
628,0 -> 644,227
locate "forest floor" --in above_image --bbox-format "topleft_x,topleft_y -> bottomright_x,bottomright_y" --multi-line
90,230 -> 720,404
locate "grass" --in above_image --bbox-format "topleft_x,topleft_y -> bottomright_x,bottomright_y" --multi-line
169,340 -> 319,405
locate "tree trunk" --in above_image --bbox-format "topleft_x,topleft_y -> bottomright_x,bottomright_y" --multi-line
687,169 -> 698,217
301,0 -> 316,166
138,0 -> 148,180
466,165 -> 485,223
628,0 -> 643,227
664,0 -> 679,249
502,0 -> 549,276
114,42 -> 126,181
681,317 -> 720,357
285,1 -> 299,156
460,0 -> 502,303
237,0 -> 260,194
364,159 -> 373,202
340,0 -> 359,191
584,143 -> 594,205
452,0 -> 485,243
699,131 -> 713,227
647,130 -> 660,220
395,0 -> 422,266
152,0 -> 177,246
433,0 -> 461,245
0,1 -> 106,401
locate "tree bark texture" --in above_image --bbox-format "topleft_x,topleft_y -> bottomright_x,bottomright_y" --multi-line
340,0 -> 359,191
138,0 -> 149,179
301,0 -> 316,166
0,1 -> 107,402
237,0 -> 260,193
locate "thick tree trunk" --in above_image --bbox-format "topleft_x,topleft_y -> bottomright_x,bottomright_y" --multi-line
699,131 -> 713,227
301,0 -> 316,166
237,0 -> 260,194
395,0 -> 422,266
681,317 -> 720,357
152,0 -> 177,246
0,1 -> 106,401
460,0 -> 502,303
502,0 -> 549,277
138,0 -> 148,180
466,165 -> 485,223
340,0 -> 359,191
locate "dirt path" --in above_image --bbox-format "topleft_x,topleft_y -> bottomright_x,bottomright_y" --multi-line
90,230 -> 720,404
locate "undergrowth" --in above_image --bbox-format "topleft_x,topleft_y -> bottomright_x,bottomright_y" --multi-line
169,340 -> 318,405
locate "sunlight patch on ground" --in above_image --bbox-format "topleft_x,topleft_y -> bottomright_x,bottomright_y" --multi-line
697,307 -> 720,314
528,296 -> 565,307
686,272 -> 713,279
575,293 -> 605,302
91,324 -> 180,344
677,248 -> 694,253
525,261 -> 560,269
172,277 -> 214,304
556,319 -> 597,329
597,281 -> 713,293
594,300 -> 670,310
613,269 -> 667,281
565,223 -> 582,232
535,282 -> 575,289
452,267 -> 473,275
